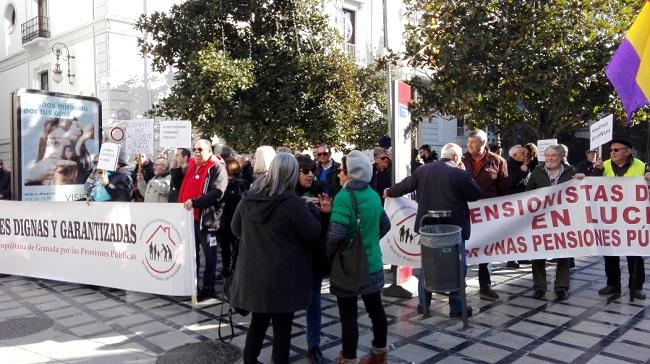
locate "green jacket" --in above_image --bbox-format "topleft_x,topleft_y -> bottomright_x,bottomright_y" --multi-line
526,163 -> 576,190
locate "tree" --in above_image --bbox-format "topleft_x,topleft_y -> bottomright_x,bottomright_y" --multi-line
136,0 -> 387,152
403,0 -> 648,139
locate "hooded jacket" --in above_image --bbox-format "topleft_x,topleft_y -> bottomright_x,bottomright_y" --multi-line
230,189 -> 321,313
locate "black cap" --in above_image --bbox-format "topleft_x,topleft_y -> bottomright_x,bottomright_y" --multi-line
610,138 -> 633,149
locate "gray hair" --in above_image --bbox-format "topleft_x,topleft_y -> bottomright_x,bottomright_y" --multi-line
194,139 -> 212,150
545,144 -> 566,159
467,129 -> 488,142
155,157 -> 170,170
508,144 -> 525,158
250,152 -> 298,197
253,145 -> 276,174
441,143 -> 463,159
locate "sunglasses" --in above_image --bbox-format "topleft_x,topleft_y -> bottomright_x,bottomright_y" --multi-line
610,147 -> 627,153
300,168 -> 316,174
317,152 -> 329,157
193,148 -> 204,153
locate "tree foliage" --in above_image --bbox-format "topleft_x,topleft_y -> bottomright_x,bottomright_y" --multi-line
136,0 -> 387,152
403,0 -> 648,139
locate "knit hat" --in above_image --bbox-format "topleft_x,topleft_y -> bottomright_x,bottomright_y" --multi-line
346,150 -> 372,183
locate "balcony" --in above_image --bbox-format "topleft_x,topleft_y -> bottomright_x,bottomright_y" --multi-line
21,16 -> 50,45
344,42 -> 367,65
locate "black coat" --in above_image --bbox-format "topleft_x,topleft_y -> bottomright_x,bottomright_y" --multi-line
230,189 -> 321,313
507,157 -> 530,195
316,160 -> 341,197
106,168 -> 133,202
0,169 -> 10,199
386,159 -> 481,240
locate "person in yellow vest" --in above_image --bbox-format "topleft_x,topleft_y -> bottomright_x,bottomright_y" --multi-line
591,138 -> 650,300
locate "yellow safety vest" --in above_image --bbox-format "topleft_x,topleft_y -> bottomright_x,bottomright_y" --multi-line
603,158 -> 646,177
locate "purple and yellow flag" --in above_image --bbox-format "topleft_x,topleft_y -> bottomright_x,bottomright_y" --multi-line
606,0 -> 650,120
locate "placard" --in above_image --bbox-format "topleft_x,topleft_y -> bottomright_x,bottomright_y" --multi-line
536,139 -> 558,161
125,119 -> 155,155
96,143 -> 120,171
590,114 -> 614,150
159,120 -> 192,148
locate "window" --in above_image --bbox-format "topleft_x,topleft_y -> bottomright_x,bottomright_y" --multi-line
4,3 -> 16,34
342,9 -> 355,45
39,70 -> 48,91
456,116 -> 465,137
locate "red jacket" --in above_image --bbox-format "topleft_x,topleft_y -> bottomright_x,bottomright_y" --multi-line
462,150 -> 508,199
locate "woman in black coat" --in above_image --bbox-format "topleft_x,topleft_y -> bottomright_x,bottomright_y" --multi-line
230,152 -> 322,364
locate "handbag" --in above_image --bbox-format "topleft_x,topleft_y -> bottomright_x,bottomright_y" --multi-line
329,188 -> 371,293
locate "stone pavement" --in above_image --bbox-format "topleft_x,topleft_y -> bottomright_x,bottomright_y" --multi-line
1,256 -> 650,363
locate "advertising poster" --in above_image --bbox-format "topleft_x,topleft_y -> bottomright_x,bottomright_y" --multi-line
13,89 -> 101,202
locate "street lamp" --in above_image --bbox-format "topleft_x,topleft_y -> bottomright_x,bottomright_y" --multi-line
52,42 -> 75,84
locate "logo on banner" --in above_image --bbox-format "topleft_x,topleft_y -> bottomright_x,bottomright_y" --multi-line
388,206 -> 420,258
141,220 -> 183,280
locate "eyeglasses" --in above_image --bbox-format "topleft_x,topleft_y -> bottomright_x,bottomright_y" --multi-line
193,148 -> 203,153
317,152 -> 329,157
610,147 -> 627,153
300,168 -> 316,174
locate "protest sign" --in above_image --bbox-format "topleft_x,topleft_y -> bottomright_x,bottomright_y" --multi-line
159,120 -> 192,149
0,201 -> 196,296
590,114 -> 614,150
380,197 -> 421,267
536,139 -> 558,161
96,143 -> 120,171
125,119 -> 155,155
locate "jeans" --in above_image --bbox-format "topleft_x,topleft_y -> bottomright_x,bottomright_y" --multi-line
244,312 -> 294,364
417,241 -> 467,314
306,276 -> 322,349
337,291 -> 387,359
194,221 -> 217,292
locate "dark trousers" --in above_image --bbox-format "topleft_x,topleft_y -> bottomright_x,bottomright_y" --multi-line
243,312 -> 294,364
478,263 -> 491,289
605,256 -> 645,290
336,291 -> 387,359
532,258 -> 570,293
194,221 -> 217,293
216,230 -> 236,273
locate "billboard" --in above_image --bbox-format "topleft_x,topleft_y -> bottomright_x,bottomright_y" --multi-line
12,89 -> 102,201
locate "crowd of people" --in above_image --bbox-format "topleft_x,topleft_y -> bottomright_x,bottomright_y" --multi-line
3,128 -> 650,364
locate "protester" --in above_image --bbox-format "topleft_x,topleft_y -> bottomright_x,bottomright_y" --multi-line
178,139 -> 228,301
370,147 -> 391,205
0,159 -> 11,200
132,153 -> 155,201
295,154 -> 332,364
410,148 -> 423,175
526,145 -> 575,301
238,154 -> 254,186
327,151 -> 391,364
385,143 -> 481,318
84,156 -> 111,202
576,150 -> 598,175
101,150 -> 133,202
315,144 -> 341,197
252,145 -> 276,181
230,153 -> 322,364
168,148 -> 191,203
589,138 -> 650,300
418,144 -> 438,164
139,157 -> 171,203
461,129 -> 508,300
216,158 -> 249,280
507,145 -> 530,195
525,143 -> 539,171
489,141 -> 503,156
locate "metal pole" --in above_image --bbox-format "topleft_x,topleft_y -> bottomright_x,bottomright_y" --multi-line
459,240 -> 469,329
383,0 -> 393,157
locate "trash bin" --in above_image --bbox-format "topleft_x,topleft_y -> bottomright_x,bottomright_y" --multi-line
420,224 -> 462,292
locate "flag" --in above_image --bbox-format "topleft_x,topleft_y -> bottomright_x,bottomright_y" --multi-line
605,0 -> 650,121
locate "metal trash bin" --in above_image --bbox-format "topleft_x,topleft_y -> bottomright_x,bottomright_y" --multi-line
420,223 -> 462,292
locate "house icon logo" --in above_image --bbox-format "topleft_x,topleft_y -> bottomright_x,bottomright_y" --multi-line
141,221 -> 182,279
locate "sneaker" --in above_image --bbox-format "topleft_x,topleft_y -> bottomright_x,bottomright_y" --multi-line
308,346 -> 324,364
479,288 -> 500,300
450,306 -> 473,318
555,291 -> 569,301
598,286 -> 621,295
631,289 -> 646,300
532,290 -> 545,299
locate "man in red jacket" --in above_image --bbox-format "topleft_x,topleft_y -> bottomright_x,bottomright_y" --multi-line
462,129 -> 508,301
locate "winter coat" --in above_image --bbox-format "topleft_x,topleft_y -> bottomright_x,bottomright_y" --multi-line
140,173 -> 171,203
105,167 -> 133,202
462,150 -> 509,198
507,157 -> 530,195
187,162 -> 228,231
316,160 -> 341,197
526,164 -> 576,190
230,189 -> 321,313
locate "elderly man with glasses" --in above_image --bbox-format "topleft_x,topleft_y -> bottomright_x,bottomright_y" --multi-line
315,144 -> 341,198
370,147 -> 392,206
0,159 -> 10,200
589,138 -> 650,300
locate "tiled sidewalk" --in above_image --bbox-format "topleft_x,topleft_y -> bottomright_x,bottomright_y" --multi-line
1,256 -> 649,363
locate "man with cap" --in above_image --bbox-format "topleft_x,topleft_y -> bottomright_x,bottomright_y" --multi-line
576,149 -> 598,175
589,138 -> 650,300
385,143 -> 481,318
0,158 -> 11,200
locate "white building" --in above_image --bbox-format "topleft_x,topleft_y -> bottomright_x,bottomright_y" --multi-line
0,0 -> 459,170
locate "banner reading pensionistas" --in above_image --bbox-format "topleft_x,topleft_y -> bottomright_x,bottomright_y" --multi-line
0,201 -> 196,296
466,177 -> 650,265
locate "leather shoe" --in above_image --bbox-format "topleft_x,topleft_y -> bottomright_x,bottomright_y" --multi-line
631,290 -> 646,300
532,290 -> 545,299
598,286 -> 621,295
197,289 -> 215,302
450,306 -> 473,318
307,346 -> 324,364
555,291 -> 569,301
479,288 -> 500,301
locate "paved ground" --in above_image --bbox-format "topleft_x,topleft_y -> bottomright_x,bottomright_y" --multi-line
1,256 -> 650,363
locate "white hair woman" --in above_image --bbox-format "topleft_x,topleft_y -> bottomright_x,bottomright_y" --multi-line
252,145 -> 276,181
230,152 -> 322,364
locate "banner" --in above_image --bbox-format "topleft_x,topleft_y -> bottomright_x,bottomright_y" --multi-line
380,197 -> 421,267
0,201 -> 196,296
382,178 -> 650,267
13,90 -> 102,202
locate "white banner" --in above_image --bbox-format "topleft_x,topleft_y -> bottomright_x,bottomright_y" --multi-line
380,197 -> 421,267
590,114 -> 614,150
0,201 -> 196,296
125,119 -> 155,155
536,139 -> 557,161
159,120 -> 192,149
